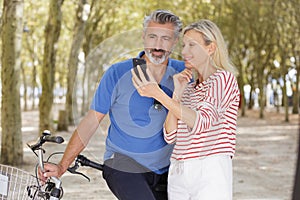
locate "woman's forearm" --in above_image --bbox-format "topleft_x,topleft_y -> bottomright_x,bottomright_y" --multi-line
164,109 -> 178,133
157,90 -> 196,129
164,95 -> 181,133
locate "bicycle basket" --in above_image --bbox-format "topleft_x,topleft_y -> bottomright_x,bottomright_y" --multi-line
0,164 -> 41,200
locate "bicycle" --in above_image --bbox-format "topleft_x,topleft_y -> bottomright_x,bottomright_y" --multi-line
69,154 -> 168,195
0,130 -> 167,199
0,130 -> 64,200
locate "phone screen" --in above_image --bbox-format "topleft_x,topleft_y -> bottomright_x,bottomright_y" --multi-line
132,58 -> 149,81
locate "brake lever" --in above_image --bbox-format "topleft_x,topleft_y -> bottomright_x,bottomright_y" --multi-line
67,161 -> 90,182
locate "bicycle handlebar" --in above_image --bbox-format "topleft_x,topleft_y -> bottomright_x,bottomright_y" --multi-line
27,130 -> 103,198
26,130 -> 64,200
76,155 -> 103,171
28,130 -> 64,151
68,154 -> 103,182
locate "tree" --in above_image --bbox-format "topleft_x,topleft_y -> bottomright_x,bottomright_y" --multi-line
290,0 -> 300,115
20,62 -> 28,111
1,0 -> 24,165
39,0 -> 64,132
61,0 -> 89,130
21,1 -> 48,111
274,0 -> 299,122
224,0 -> 253,116
23,31 -> 40,110
80,0 -> 123,115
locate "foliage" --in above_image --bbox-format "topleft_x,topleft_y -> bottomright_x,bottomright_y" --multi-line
2,0 -> 299,122
1,0 -> 298,165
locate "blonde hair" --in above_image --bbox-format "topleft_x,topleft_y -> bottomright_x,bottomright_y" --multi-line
183,19 -> 238,76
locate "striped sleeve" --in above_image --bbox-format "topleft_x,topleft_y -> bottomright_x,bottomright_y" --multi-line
163,128 -> 177,144
221,72 -> 240,131
189,71 -> 239,135
190,101 -> 218,134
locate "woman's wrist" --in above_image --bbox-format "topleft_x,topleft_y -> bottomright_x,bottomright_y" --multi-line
172,92 -> 181,102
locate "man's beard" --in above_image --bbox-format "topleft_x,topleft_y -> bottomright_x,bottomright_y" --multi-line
145,49 -> 170,65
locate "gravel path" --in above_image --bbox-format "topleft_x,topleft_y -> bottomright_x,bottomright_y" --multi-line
15,107 -> 299,199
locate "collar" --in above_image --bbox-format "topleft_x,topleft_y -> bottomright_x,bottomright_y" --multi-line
137,51 -> 174,82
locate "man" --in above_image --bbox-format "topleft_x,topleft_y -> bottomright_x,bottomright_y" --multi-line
41,9 -> 184,200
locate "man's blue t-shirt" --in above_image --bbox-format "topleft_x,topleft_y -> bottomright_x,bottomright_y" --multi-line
90,52 -> 185,174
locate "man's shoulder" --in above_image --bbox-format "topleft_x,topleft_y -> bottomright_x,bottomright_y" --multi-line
169,58 -> 184,65
105,58 -> 133,75
168,58 -> 185,72
111,58 -> 132,68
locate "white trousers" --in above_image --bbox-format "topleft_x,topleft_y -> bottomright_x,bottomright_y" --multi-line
168,155 -> 232,200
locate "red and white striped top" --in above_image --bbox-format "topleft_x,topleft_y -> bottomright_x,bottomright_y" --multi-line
164,70 -> 240,160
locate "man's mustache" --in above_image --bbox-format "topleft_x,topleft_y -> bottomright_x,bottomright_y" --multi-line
150,49 -> 166,53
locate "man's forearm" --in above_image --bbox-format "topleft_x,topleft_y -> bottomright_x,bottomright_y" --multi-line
58,130 -> 86,173
58,110 -> 105,173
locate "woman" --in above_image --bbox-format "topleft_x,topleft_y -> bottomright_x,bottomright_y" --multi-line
132,19 -> 240,200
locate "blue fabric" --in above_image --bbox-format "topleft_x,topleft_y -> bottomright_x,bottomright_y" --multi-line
90,52 -> 185,174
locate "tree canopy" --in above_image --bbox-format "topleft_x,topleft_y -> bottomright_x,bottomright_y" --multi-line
0,0 -> 299,165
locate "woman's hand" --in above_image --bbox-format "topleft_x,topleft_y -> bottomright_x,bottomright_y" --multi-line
173,69 -> 193,100
131,65 -> 161,99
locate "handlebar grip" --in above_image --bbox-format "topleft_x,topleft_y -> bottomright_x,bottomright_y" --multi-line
85,160 -> 103,171
28,133 -> 64,151
43,135 -> 64,144
78,155 -> 103,171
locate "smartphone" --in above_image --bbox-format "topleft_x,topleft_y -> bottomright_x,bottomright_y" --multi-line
132,58 -> 149,81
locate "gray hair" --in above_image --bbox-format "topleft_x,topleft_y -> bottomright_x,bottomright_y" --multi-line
143,9 -> 182,38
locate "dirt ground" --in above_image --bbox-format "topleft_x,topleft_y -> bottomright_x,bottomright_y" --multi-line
11,106 -> 300,199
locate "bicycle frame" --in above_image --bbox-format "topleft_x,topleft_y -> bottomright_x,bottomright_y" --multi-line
27,130 -> 64,200
37,148 -> 62,200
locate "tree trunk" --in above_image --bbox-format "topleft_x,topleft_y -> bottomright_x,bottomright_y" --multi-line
282,77 -> 289,122
65,0 -> 89,128
292,56 -> 299,114
248,70 -> 255,110
258,73 -> 265,119
1,0 -> 24,165
237,71 -> 245,117
21,62 -> 28,111
24,32 -> 39,110
31,62 -> 37,110
57,110 -> 68,131
81,0 -> 103,116
39,0 -> 64,133
255,54 -> 265,119
81,64 -> 89,116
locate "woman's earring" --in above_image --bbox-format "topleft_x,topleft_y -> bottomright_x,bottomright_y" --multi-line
210,55 -> 217,68
209,55 -> 213,64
